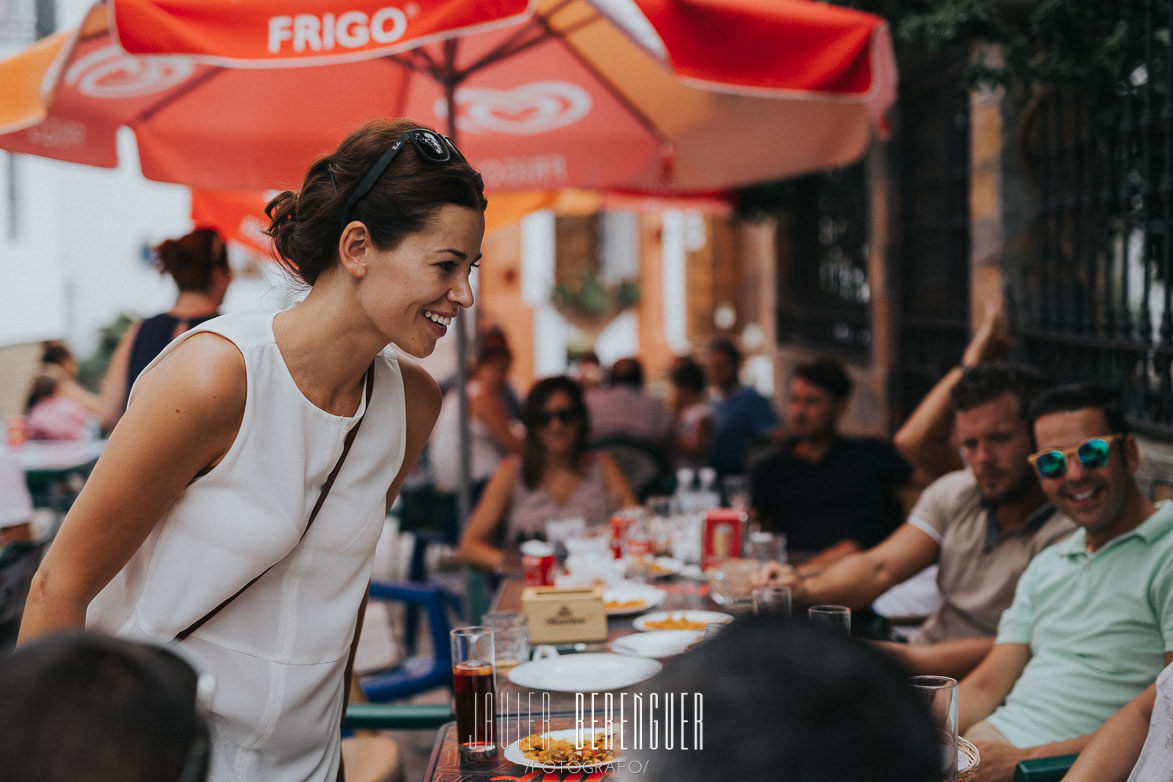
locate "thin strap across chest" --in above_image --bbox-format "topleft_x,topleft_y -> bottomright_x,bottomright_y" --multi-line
176,364 -> 375,641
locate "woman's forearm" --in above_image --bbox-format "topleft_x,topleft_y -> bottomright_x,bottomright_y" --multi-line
17,569 -> 91,645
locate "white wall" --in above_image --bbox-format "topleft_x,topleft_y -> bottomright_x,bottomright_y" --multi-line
0,1 -> 292,357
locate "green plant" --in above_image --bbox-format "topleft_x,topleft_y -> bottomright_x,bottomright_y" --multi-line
77,312 -> 138,391
550,267 -> 640,326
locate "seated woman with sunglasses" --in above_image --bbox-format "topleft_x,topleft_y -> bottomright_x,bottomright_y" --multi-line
18,120 -> 486,782
458,376 -> 637,573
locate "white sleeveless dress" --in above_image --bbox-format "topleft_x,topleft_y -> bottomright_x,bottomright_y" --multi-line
87,310 -> 408,782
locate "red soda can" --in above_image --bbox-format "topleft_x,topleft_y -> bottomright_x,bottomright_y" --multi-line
609,509 -> 640,559
702,509 -> 745,571
520,540 -> 556,586
5,415 -> 28,448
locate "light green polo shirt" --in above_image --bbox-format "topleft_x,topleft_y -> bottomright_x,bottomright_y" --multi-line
988,500 -> 1173,747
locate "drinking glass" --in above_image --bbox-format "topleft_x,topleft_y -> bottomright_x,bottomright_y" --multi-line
807,604 -> 851,634
752,585 -> 792,616
721,474 -> 750,510
482,612 -> 530,676
909,675 -> 959,782
450,626 -> 496,757
749,531 -> 788,564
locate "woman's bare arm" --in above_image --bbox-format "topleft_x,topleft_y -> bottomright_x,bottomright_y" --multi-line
469,387 -> 524,453
383,358 -> 443,513
457,458 -> 520,572
19,333 -> 245,644
96,323 -> 139,432
599,452 -> 638,509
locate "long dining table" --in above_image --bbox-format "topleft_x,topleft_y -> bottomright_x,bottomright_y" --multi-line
420,572 -> 722,781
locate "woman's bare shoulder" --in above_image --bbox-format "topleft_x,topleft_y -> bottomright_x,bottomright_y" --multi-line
132,332 -> 247,422
393,351 -> 442,417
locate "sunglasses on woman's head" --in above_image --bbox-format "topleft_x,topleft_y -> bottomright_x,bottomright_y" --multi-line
339,128 -> 466,230
538,407 -> 578,427
1027,434 -> 1124,479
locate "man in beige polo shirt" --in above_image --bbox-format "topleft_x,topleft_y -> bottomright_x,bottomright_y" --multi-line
755,363 -> 1076,678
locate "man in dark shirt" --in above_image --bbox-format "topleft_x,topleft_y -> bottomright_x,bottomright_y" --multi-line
750,358 -> 912,566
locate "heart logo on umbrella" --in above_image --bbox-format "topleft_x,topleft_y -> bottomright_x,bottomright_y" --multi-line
66,45 -> 194,99
435,82 -> 592,135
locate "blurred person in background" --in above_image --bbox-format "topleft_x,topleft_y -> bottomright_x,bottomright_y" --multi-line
25,373 -> 93,441
569,350 -> 602,390
586,357 -> 673,446
894,300 -> 1011,484
706,339 -> 779,477
669,356 -> 713,470
0,630 -> 209,782
39,340 -> 101,417
479,325 -> 522,418
750,357 -> 912,570
620,615 -> 940,782
754,363 -> 1075,679
98,227 -> 233,432
458,375 -> 636,573
429,345 -> 524,504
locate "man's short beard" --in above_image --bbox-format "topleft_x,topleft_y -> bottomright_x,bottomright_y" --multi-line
982,469 -> 1038,506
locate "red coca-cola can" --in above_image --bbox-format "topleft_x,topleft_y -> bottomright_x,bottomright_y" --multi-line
6,415 -> 28,448
609,510 -> 641,559
520,540 -> 556,586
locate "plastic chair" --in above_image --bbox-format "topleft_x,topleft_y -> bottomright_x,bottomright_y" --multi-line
393,484 -> 458,653
344,703 -> 454,731
359,580 -> 461,703
1014,754 -> 1078,782
0,539 -> 47,651
592,435 -> 672,500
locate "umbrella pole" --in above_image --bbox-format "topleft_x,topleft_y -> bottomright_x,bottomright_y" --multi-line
444,74 -> 474,537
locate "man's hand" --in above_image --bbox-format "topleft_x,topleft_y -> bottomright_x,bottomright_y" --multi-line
751,561 -> 800,589
961,299 -> 1010,367
969,740 -> 1027,782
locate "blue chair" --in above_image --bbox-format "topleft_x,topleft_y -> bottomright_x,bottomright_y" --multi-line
359,579 -> 461,702
393,483 -> 458,653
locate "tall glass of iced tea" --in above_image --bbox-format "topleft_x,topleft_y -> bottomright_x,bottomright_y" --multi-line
450,626 -> 497,758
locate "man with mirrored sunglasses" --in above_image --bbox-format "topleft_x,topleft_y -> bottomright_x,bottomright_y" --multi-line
957,383 -> 1173,782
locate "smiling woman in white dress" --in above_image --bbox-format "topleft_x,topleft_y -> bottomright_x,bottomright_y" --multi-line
17,118 -> 487,782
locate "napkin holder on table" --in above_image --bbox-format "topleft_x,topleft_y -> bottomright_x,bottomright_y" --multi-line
521,585 -> 608,644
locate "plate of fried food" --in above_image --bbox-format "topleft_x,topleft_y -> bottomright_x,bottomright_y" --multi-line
648,557 -> 684,579
632,610 -> 733,632
603,582 -> 666,616
504,728 -> 619,771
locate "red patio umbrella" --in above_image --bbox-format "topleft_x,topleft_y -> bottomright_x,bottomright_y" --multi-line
0,0 -> 897,193
0,0 -> 898,520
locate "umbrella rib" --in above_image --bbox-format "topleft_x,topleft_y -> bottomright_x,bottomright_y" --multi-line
535,8 -> 668,150
132,66 -> 222,124
460,0 -> 579,75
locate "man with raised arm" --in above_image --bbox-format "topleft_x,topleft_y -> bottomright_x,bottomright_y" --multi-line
956,384 -> 1173,782
754,363 -> 1075,679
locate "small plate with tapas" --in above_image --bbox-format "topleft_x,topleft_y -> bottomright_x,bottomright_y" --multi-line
632,610 -> 733,632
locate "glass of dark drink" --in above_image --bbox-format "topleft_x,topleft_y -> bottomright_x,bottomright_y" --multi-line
450,626 -> 497,758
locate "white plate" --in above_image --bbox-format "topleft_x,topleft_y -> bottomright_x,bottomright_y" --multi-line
503,727 -> 619,771
632,610 -> 733,632
609,630 -> 701,659
603,582 -> 666,615
507,653 -> 663,692
649,557 -> 684,579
